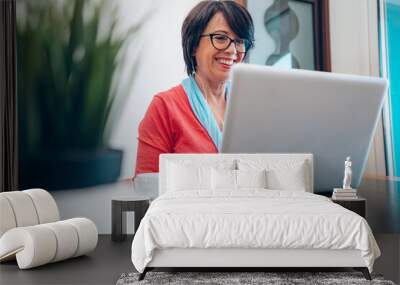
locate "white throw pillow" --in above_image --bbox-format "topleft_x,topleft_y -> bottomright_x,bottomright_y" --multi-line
211,168 -> 236,190
167,162 -> 211,191
267,166 -> 307,191
238,159 -> 308,191
236,169 -> 267,188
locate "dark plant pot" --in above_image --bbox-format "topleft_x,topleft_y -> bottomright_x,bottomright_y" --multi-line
19,148 -> 123,191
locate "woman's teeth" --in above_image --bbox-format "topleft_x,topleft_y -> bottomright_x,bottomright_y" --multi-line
217,58 -> 234,66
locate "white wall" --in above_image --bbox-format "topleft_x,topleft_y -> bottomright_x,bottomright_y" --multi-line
109,0 -> 201,178
329,0 -> 386,176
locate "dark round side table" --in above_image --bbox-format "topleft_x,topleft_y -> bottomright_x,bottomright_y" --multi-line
111,196 -> 150,242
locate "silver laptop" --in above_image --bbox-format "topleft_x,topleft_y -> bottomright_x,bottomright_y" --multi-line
222,64 -> 387,192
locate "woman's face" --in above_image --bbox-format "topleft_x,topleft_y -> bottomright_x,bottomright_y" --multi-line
194,13 -> 245,83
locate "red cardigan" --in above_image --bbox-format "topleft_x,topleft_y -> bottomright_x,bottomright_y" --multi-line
135,84 -> 217,174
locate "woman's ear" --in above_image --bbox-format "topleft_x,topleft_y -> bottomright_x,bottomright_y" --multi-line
239,52 -> 246,62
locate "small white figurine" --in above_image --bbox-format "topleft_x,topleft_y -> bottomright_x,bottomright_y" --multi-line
343,157 -> 352,189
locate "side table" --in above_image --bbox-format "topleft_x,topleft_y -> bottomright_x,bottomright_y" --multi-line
112,196 -> 150,242
331,197 -> 366,218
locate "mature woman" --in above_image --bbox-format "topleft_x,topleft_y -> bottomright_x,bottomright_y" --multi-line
135,0 -> 254,174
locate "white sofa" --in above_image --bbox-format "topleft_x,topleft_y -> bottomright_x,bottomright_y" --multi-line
0,188 -> 98,269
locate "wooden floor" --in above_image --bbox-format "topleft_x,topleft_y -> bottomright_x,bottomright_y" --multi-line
0,235 -> 134,285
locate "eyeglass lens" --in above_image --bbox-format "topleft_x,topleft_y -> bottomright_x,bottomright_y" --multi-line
211,34 -> 248,53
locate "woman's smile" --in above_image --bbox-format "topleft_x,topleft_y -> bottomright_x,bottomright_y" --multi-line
215,56 -> 237,69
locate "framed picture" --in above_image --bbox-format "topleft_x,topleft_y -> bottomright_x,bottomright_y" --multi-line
236,0 -> 331,71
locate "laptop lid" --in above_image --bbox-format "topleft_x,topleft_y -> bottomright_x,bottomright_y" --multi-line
222,64 -> 387,192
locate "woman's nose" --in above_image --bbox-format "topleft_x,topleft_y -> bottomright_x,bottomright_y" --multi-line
225,41 -> 237,54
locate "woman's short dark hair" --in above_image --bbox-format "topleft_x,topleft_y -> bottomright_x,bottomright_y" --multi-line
182,0 -> 254,75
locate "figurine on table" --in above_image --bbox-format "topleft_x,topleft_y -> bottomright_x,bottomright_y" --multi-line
343,156 -> 352,190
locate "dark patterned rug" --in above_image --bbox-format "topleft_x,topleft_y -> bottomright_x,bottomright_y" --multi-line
116,271 -> 396,285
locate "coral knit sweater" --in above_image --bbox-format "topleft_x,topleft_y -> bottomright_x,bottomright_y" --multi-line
135,84 -> 218,174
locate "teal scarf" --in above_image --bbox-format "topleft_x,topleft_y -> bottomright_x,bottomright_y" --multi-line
181,76 -> 230,151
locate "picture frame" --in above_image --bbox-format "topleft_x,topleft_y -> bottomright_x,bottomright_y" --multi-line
236,0 -> 331,71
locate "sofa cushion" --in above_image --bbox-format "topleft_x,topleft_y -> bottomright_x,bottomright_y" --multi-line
0,191 -> 39,227
24,189 -> 60,224
0,196 -> 17,237
0,189 -> 60,238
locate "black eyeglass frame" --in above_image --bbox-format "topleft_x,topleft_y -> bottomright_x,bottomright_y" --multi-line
200,33 -> 253,54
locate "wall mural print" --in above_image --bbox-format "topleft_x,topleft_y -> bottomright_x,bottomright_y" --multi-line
238,0 -> 330,71
264,0 -> 300,68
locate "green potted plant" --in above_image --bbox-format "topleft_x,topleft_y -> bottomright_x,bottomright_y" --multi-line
17,0 -> 139,190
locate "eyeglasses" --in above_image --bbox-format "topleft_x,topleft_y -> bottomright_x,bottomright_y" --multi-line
200,33 -> 252,53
